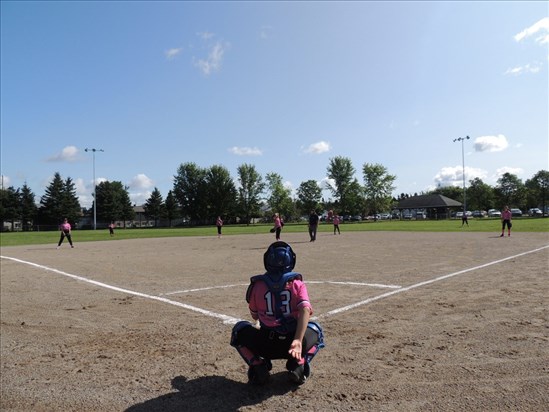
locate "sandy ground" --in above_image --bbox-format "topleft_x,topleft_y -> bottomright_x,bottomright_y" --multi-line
1,230 -> 548,411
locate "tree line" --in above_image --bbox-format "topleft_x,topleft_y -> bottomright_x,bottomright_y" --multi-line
1,157 -> 547,230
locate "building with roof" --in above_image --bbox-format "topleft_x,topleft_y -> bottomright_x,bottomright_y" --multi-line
395,194 -> 462,219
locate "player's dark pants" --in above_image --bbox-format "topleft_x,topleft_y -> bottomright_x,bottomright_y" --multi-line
232,323 -> 320,364
308,224 -> 318,241
502,220 -> 512,231
58,231 -> 73,247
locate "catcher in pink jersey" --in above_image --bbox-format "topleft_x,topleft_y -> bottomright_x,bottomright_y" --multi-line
230,241 -> 324,385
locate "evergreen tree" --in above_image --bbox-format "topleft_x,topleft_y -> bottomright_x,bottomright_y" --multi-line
144,187 -> 165,227
38,172 -> 80,227
0,186 -> 20,230
164,190 -> 180,227
20,183 -> 38,231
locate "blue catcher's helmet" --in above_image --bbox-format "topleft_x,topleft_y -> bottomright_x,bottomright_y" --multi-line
263,241 -> 296,276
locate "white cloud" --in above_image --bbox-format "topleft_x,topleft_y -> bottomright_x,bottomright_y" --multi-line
473,134 -> 509,152
193,41 -> 229,76
504,62 -> 542,76
434,166 -> 488,187
514,17 -> 549,44
130,191 -> 152,207
129,174 -> 154,190
165,48 -> 183,60
322,177 -> 336,191
495,167 -> 523,179
1,175 -> 11,188
260,25 -> 273,39
228,146 -> 263,156
47,145 -> 79,162
304,141 -> 331,154
197,31 -> 215,41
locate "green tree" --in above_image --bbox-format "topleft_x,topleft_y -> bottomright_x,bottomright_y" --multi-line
164,190 -> 180,227
95,181 -> 133,224
236,163 -> 265,225
362,163 -> 396,216
467,177 -> 495,211
265,172 -> 293,219
326,156 -> 356,215
0,186 -> 20,230
38,172 -> 81,227
346,179 -> 365,216
430,185 -> 463,203
62,177 -> 81,224
494,173 -> 526,209
120,188 -> 135,226
525,170 -> 549,212
205,165 -> 237,221
173,162 -> 208,224
296,180 -> 322,215
143,187 -> 165,227
20,183 -> 38,231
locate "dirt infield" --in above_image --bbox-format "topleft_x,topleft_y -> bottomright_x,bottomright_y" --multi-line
1,230 -> 548,411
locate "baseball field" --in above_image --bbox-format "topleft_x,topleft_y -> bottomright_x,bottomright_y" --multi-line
1,228 -> 548,411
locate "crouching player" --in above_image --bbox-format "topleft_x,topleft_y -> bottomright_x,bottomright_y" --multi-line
230,241 -> 324,385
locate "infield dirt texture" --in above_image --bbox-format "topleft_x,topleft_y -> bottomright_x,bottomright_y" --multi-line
1,231 -> 548,411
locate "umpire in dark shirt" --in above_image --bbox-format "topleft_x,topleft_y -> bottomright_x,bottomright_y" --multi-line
308,210 -> 319,242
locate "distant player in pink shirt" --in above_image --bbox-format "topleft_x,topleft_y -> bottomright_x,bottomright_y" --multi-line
231,241 -> 324,385
216,216 -> 223,238
333,214 -> 341,235
57,218 -> 74,249
272,213 -> 283,241
500,205 -> 512,237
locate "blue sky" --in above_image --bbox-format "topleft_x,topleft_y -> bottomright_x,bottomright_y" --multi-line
1,1 -> 547,208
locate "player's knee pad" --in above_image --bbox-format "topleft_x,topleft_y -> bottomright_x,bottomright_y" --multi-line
304,321 -> 325,364
230,320 -> 254,347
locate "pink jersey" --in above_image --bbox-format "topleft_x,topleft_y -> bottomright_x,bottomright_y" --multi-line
60,222 -> 71,232
333,216 -> 340,225
274,216 -> 282,228
501,210 -> 512,220
248,279 -> 312,329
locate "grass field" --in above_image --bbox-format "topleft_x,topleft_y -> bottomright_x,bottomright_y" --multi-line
1,217 -> 547,247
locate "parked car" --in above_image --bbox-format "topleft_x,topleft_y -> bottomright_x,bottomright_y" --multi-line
456,211 -> 463,218
351,215 -> 362,221
510,208 -> 523,217
472,210 -> 486,218
379,213 -> 391,220
528,208 -> 543,217
488,209 -> 501,217
403,212 -> 413,220
415,212 -> 427,220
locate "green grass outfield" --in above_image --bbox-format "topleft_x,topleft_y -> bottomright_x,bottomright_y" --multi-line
1,217 -> 548,247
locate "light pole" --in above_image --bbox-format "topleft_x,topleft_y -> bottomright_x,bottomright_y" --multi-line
85,148 -> 104,230
453,136 -> 470,214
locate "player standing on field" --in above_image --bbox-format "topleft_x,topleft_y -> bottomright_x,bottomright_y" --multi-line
500,205 -> 512,237
57,218 -> 74,249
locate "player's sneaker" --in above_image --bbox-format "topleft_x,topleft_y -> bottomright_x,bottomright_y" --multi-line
287,360 -> 310,385
248,362 -> 270,385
